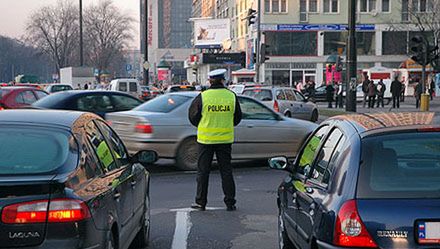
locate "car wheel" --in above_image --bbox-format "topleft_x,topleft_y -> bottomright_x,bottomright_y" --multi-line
133,194 -> 150,247
176,137 -> 198,171
278,210 -> 295,249
311,109 -> 319,123
107,231 -> 116,249
284,112 -> 292,118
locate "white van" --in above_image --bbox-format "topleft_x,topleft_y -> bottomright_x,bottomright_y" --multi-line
109,79 -> 141,98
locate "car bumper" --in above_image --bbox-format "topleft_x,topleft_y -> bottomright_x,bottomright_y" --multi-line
124,139 -> 178,158
317,240 -> 345,249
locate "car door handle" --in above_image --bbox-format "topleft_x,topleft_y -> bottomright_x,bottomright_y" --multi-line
247,124 -> 254,128
309,203 -> 316,216
292,193 -> 298,204
113,192 -> 121,200
131,180 -> 137,187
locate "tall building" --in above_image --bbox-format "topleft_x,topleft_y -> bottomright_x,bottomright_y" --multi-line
141,0 -> 193,83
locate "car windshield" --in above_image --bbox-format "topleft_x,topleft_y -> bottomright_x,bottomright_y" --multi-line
358,132 -> 440,199
229,85 -> 244,94
0,126 -> 76,175
134,94 -> 191,113
242,89 -> 273,101
32,92 -> 68,108
51,85 -> 73,92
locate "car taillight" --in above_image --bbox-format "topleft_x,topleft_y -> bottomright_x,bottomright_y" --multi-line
135,123 -> 153,134
334,200 -> 377,248
273,100 -> 280,112
2,199 -> 90,224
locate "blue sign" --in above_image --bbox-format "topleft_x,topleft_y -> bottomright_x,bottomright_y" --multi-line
264,24 -> 375,32
126,64 -> 133,72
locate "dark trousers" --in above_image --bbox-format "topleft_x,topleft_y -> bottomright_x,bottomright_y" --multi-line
392,94 -> 400,108
376,95 -> 384,108
368,96 -> 376,108
337,94 -> 343,108
196,143 -> 236,207
416,97 -> 421,108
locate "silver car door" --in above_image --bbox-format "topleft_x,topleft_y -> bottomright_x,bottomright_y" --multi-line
233,96 -> 296,159
274,89 -> 289,115
284,89 -> 302,118
293,90 -> 312,120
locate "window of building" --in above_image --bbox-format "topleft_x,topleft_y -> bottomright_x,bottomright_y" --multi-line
309,0 -> 318,12
265,31 -> 318,56
300,0 -> 318,13
265,0 -> 287,13
324,31 -> 375,55
382,0 -> 390,12
360,0 -> 377,12
324,0 -> 338,13
382,31 -> 407,55
402,0 -> 409,21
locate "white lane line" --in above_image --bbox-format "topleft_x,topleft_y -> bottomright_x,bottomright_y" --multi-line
170,207 -> 225,249
171,211 -> 192,249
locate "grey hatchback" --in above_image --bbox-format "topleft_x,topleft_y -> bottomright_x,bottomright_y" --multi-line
242,87 -> 319,122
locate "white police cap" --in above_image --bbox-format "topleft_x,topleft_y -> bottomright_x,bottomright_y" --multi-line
208,69 -> 227,79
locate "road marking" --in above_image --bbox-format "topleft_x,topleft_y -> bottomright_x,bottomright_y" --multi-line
170,207 -> 225,249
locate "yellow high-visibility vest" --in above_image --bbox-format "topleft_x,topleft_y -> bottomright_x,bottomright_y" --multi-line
198,89 -> 236,144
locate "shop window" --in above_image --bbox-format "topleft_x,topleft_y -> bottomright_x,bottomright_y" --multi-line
382,31 -> 407,55
324,32 -> 375,55
272,70 -> 290,86
265,31 -> 317,56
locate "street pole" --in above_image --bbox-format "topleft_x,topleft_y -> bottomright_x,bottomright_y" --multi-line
79,0 -> 84,67
255,0 -> 261,83
144,0 -> 149,85
345,0 -> 357,112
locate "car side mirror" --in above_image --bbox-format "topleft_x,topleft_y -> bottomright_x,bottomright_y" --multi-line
131,150 -> 158,166
269,156 -> 289,170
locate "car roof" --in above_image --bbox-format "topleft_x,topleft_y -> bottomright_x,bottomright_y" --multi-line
329,112 -> 440,135
0,86 -> 39,90
0,110 -> 95,129
52,90 -> 134,96
243,86 -> 296,91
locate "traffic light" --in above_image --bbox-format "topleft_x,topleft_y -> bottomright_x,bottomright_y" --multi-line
247,8 -> 257,26
336,56 -> 343,72
192,68 -> 198,75
410,36 -> 425,65
260,43 -> 270,63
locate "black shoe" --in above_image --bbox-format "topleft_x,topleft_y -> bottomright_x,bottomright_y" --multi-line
191,203 -> 205,211
226,205 -> 237,211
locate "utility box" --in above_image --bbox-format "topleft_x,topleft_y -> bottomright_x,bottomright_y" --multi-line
60,67 -> 96,89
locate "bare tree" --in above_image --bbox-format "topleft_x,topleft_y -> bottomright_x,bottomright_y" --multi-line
26,0 -> 79,72
405,0 -> 440,45
83,0 -> 134,72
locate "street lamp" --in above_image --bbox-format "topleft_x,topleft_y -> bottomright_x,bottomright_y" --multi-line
345,0 -> 357,112
79,0 -> 84,66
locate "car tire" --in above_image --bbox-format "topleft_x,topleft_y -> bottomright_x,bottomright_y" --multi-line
278,210 -> 295,249
285,111 -> 292,118
176,137 -> 198,171
311,109 -> 319,123
132,194 -> 150,247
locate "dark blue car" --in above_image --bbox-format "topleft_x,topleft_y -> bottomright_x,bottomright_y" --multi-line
270,112 -> 440,249
32,91 -> 143,118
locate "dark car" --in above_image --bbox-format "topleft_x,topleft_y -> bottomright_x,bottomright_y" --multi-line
32,91 -> 143,118
0,86 -> 49,110
0,110 -> 157,249
140,86 -> 162,101
270,112 -> 440,249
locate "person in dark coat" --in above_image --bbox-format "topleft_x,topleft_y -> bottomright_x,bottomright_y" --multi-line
326,83 -> 335,108
367,80 -> 376,108
362,76 -> 370,108
430,79 -> 436,100
376,79 -> 386,108
415,81 -> 423,108
391,77 -> 402,108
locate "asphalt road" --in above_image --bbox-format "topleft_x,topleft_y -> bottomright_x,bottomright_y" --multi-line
130,162 -> 287,249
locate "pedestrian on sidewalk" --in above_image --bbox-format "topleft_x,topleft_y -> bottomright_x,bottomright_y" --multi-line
368,80 -> 376,108
430,79 -> 435,100
326,82 -> 335,108
415,81 -> 423,109
336,81 -> 344,108
362,75 -> 370,108
188,69 -> 242,212
376,79 -> 386,108
391,76 -> 402,108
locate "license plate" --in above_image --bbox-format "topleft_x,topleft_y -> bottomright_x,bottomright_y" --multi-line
418,222 -> 440,244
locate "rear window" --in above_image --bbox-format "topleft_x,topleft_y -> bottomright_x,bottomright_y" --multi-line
357,132 -> 440,199
242,89 -> 273,101
129,82 -> 138,92
134,94 -> 191,113
32,92 -> 68,108
0,126 -> 77,175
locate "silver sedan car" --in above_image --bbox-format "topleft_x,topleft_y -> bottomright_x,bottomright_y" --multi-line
106,92 -> 317,170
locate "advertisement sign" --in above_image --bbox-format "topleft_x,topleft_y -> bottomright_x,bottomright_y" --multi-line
326,65 -> 342,84
261,24 -> 375,32
246,39 -> 254,69
194,19 -> 230,49
202,53 -> 245,65
157,69 -> 170,81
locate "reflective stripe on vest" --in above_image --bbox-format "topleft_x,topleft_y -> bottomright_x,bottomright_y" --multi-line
198,89 -> 236,144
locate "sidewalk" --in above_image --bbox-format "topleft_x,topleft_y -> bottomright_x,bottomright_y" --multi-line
316,97 -> 440,122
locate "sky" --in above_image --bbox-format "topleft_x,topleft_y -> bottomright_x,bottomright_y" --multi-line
0,0 -> 140,48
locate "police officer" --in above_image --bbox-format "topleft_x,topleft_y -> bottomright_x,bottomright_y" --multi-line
188,69 -> 242,211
